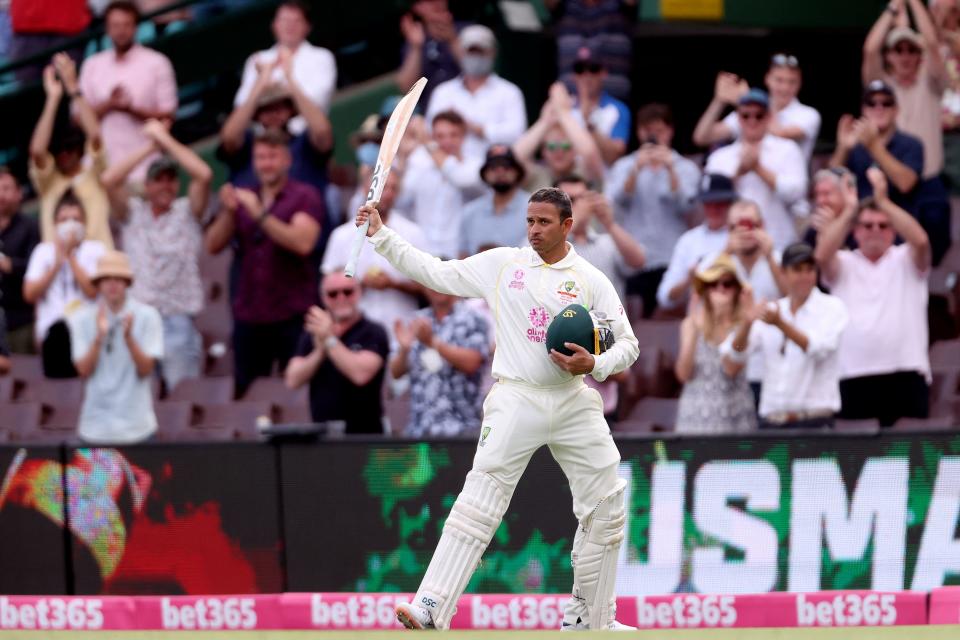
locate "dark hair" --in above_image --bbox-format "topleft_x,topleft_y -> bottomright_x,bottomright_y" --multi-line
104,0 -> 140,22
253,128 -> 291,148
54,190 -> 86,221
635,103 -> 674,128
529,187 -> 573,221
855,196 -> 887,222
0,165 -> 17,185
277,0 -> 311,23
553,173 -> 588,189
431,109 -> 466,129
50,122 -> 86,154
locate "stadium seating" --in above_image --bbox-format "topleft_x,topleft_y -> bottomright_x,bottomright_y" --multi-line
616,397 -> 679,434
168,376 -> 234,404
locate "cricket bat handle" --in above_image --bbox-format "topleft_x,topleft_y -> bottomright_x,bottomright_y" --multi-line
345,220 -> 369,278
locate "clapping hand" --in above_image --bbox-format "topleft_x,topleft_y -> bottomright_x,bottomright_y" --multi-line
394,319 -> 415,351
42,65 -> 63,99
866,166 -> 889,202
548,82 -> 573,112
51,53 -> 78,94
234,188 -> 264,218
715,72 -> 748,105
853,117 -> 880,149
411,317 -> 433,345
121,313 -> 134,339
738,143 -> 760,174
400,13 -> 426,47
305,306 -> 333,347
836,114 -> 858,150
108,85 -> 132,113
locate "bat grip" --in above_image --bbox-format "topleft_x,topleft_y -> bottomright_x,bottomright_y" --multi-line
345,220 -> 371,278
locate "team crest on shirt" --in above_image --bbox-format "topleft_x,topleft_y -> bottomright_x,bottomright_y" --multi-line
527,306 -> 549,343
509,269 -> 526,291
556,280 -> 581,302
479,426 -> 491,447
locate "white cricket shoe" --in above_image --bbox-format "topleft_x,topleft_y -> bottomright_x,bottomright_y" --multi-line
395,601 -> 436,630
561,617 -> 637,631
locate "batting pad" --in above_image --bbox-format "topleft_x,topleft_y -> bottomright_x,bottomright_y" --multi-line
571,479 -> 626,629
417,470 -> 510,630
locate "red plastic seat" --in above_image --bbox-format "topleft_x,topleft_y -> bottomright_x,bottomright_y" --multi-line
616,397 -> 679,433
19,379 -> 84,407
192,401 -> 272,441
241,377 -> 308,406
168,376 -> 234,404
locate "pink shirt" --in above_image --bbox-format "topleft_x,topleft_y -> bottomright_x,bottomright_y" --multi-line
824,244 -> 930,381
79,44 -> 178,182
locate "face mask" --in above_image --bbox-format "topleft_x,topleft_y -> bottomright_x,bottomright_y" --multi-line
356,142 -> 379,167
461,54 -> 493,77
490,181 -> 514,194
56,219 -> 85,243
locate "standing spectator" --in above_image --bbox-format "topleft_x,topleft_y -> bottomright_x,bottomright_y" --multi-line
391,287 -> 489,437
656,174 -> 736,312
204,130 -> 324,397
933,0 -> 960,191
396,0 -> 463,106
606,103 -> 700,318
30,53 -> 112,248
805,167 -> 858,249
863,0 -> 946,179
398,110 -> 484,257
512,82 -> 605,191
425,25 -> 527,163
694,56 -> 821,162
234,0 -> 336,134
284,271 -> 389,434
24,195 -> 106,377
323,172 -> 427,342
554,0 -> 632,102
79,0 -> 178,183
675,254 -> 756,434
831,80 -> 949,262
71,250 -> 163,444
102,120 -> 213,391
568,46 -> 630,165
704,89 -> 808,250
8,0 -> 89,82
459,146 -> 530,257
723,242 -> 848,429
0,167 -> 40,353
814,168 -> 931,426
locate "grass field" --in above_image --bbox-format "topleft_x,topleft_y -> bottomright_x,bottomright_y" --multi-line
0,627 -> 957,639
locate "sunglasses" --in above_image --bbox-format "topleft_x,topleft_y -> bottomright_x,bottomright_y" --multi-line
544,141 -> 573,151
864,99 -> 895,109
324,288 -> 357,298
730,219 -> 760,231
859,221 -> 891,231
706,278 -> 739,291
738,110 -> 767,121
573,61 -> 603,74
771,53 -> 799,68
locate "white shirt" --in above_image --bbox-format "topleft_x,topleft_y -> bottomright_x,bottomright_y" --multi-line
70,297 -> 164,444
722,98 -> 821,161
721,288 -> 848,417
234,42 -> 337,134
656,225 -> 729,309
824,244 -> 931,381
705,135 -> 808,250
322,212 -> 429,340
701,249 -> 782,382
371,228 -> 639,386
25,240 -> 107,342
397,145 -> 485,257
426,74 -> 527,163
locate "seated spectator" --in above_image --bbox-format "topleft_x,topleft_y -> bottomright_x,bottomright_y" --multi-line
78,1 -> 178,183
656,174 -> 736,312
675,254 -> 756,434
814,168 -> 931,426
555,0 -> 632,101
0,167 -> 40,353
284,271 -> 389,434
513,82 -> 605,191
864,0 -> 946,179
102,120 -> 213,391
806,167 -> 859,249
323,171 -> 427,342
234,0 -> 336,135
391,286 -> 489,437
71,251 -> 163,444
425,25 -> 527,162
23,195 -> 106,377
723,242 -> 848,429
204,130 -> 324,397
606,103 -> 701,318
396,0 -> 463,105
459,146 -> 530,257
568,46 -> 630,165
694,56 -> 821,162
30,54 -> 112,248
831,80 -> 949,262
704,89 -> 808,249
398,110 -> 485,257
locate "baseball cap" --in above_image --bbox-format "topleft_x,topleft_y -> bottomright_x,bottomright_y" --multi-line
480,145 -> 525,183
459,24 -> 496,51
573,46 -> 604,73
146,156 -> 179,181
781,241 -> 816,268
885,27 -> 923,50
697,174 -> 738,203
738,88 -> 770,110
862,79 -> 896,104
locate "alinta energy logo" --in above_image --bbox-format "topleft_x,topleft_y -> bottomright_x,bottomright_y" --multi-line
527,306 -> 549,343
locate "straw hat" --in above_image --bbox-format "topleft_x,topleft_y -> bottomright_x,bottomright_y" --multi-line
693,253 -> 745,295
92,250 -> 134,284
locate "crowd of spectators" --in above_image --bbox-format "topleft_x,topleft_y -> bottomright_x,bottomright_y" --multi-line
1,0 -> 960,444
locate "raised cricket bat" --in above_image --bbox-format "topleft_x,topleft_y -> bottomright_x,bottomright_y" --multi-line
344,77 -> 427,278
